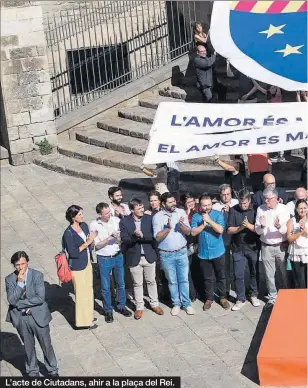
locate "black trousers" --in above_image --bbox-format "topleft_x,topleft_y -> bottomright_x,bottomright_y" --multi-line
199,255 -> 227,301
188,254 -> 197,300
291,261 -> 307,289
17,315 -> 58,377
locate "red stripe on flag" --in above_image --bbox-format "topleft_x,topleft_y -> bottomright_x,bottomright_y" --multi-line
235,1 -> 258,12
267,1 -> 290,13
298,1 -> 308,12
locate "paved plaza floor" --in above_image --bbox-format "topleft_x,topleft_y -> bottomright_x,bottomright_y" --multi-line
0,164 -> 301,388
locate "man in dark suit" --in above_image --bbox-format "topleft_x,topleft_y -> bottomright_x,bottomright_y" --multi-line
5,251 -> 58,377
120,198 -> 164,320
252,173 -> 288,210
194,45 -> 216,102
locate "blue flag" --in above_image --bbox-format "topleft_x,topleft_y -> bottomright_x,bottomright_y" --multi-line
211,1 -> 308,91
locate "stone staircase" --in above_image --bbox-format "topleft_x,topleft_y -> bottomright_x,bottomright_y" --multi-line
34,63 -> 304,197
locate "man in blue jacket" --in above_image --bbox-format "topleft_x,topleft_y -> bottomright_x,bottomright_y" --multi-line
191,195 -> 230,311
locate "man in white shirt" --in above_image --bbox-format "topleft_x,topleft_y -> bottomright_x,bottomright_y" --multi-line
286,187 -> 307,217
213,184 -> 239,296
255,188 -> 291,307
108,186 -> 130,219
90,202 -> 132,323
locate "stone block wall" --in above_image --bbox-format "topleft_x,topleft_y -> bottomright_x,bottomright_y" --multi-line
0,0 -> 57,165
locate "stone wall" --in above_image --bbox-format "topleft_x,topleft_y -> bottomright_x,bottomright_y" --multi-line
0,0 -> 57,165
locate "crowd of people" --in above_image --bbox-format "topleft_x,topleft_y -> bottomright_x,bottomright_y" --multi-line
4,20 -> 307,380
64,179 -> 308,322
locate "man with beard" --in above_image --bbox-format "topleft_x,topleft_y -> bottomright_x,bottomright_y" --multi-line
108,186 -> 130,219
191,195 -> 230,311
153,192 -> 195,316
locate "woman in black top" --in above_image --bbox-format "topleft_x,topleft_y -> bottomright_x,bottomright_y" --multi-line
193,22 -> 209,48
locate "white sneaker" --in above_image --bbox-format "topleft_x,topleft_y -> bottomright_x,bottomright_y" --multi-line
171,306 -> 181,316
250,296 -> 261,307
185,306 -> 195,315
231,301 -> 245,311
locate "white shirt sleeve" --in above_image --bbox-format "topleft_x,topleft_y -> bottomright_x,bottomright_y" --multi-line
255,207 -> 267,235
90,220 -> 100,245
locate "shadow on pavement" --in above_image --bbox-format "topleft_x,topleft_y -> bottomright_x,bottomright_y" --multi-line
241,305 -> 273,385
0,332 -> 48,376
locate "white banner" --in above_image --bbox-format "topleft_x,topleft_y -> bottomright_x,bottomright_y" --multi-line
143,102 -> 307,164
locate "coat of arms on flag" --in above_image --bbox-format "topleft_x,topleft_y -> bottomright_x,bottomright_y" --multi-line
210,1 -> 308,91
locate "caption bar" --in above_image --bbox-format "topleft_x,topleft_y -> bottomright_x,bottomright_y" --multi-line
2,377 -> 180,388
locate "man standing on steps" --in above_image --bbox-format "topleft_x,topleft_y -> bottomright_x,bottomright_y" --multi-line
108,186 -> 130,219
153,192 -> 195,316
191,195 -> 230,311
194,45 -> 216,102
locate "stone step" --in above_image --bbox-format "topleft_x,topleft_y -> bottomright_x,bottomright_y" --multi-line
97,117 -> 151,140
75,128 -> 148,155
33,153 -> 221,195
159,86 -> 239,102
34,153 -> 152,190
75,128 -> 216,166
58,140 -> 225,183
118,106 -> 156,124
139,95 -> 182,109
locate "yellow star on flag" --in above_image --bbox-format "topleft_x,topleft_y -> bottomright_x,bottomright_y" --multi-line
275,44 -> 304,57
259,24 -> 286,38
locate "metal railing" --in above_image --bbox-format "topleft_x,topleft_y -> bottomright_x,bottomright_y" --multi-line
44,1 -> 197,117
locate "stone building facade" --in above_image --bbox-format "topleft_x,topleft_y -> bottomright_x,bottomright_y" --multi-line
1,1 -> 212,165
1,0 -> 57,165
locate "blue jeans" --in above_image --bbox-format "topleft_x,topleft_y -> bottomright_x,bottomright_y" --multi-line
159,248 -> 191,308
233,247 -> 258,302
97,253 -> 126,313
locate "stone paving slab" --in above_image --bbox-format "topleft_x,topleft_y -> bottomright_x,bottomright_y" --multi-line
0,164 -> 297,387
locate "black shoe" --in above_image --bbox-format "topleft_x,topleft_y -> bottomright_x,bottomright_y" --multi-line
89,324 -> 98,330
105,312 -> 114,323
117,307 -> 132,317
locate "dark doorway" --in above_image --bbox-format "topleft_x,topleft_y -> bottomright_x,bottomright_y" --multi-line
67,43 -> 131,95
